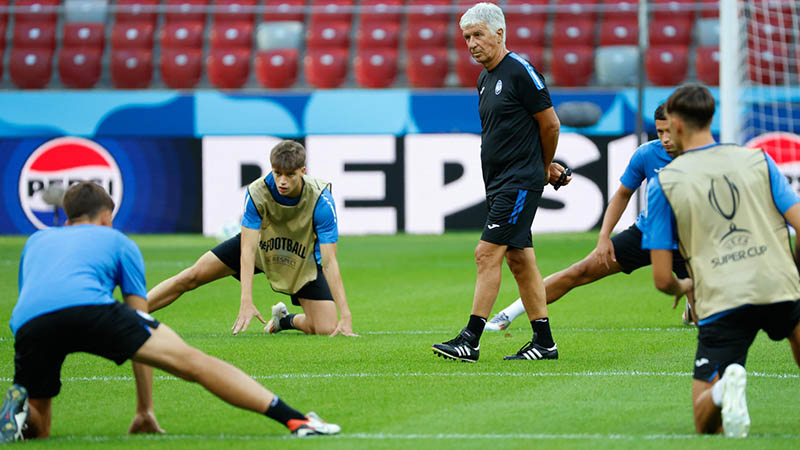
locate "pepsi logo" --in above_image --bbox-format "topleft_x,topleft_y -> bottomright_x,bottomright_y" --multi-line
18,137 -> 123,229
746,132 -> 800,193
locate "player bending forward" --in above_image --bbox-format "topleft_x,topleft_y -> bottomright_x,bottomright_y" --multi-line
644,84 -> 800,437
485,104 -> 695,331
147,140 -> 357,337
0,182 -> 339,443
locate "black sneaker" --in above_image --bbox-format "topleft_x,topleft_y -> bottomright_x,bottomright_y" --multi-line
0,384 -> 29,443
432,328 -> 480,362
503,340 -> 558,360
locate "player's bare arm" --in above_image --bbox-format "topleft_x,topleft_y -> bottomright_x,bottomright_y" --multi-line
783,204 -> 800,272
122,293 -> 164,435
650,250 -> 693,305
533,106 -> 560,179
594,185 -> 635,268
233,226 -> 265,335
320,243 -> 358,337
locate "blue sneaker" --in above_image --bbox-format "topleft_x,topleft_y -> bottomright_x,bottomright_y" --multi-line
0,385 -> 29,443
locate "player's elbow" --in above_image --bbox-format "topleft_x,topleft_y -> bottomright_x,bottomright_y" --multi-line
653,272 -> 674,293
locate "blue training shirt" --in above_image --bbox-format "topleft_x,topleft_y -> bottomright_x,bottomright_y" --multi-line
618,139 -> 674,231
643,146 -> 800,252
11,225 -> 148,335
242,173 -> 338,264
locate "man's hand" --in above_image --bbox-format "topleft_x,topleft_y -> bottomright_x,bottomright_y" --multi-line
329,315 -> 359,337
671,278 -> 694,310
594,235 -> 616,269
232,299 -> 265,335
128,410 -> 165,435
547,162 -> 572,188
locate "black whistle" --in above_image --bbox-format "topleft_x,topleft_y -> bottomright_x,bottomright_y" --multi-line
554,167 -> 572,191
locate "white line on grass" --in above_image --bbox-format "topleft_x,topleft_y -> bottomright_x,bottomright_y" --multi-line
58,432 -> 800,442
2,370 -> 797,383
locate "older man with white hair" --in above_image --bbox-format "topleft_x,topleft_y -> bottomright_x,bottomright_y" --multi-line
432,2 -> 568,362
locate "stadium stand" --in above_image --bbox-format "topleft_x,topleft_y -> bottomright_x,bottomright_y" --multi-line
0,0 -> 752,89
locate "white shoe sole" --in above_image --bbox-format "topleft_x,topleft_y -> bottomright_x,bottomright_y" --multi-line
267,302 -> 288,333
721,364 -> 750,438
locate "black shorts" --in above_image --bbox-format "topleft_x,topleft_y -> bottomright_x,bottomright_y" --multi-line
480,188 -> 543,249
693,300 -> 800,381
14,302 -> 160,399
612,224 -> 688,278
211,233 -> 333,307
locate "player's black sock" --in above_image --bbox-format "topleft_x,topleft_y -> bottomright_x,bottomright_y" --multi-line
466,315 -> 486,345
264,395 -> 306,428
279,314 -> 296,330
531,318 -> 555,348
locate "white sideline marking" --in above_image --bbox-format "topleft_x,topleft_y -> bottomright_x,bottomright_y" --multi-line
58,432 -> 800,442
2,370 -> 797,383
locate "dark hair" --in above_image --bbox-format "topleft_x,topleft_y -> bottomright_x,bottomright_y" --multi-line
665,84 -> 715,129
654,103 -> 666,121
63,181 -> 115,221
270,140 -> 306,171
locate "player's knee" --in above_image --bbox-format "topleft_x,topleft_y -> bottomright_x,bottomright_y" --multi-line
177,266 -> 203,291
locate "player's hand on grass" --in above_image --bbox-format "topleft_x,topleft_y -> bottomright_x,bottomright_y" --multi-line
128,410 -> 165,435
232,299 -> 266,335
329,315 -> 359,337
547,162 -> 572,188
595,236 -> 616,268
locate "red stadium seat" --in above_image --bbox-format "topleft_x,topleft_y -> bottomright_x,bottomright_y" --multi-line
307,21 -> 351,49
405,22 -> 449,49
652,0 -> 695,23
645,46 -> 688,86
649,18 -> 692,46
255,49 -> 299,88
603,0 -> 637,20
209,21 -> 254,50
406,0 -> 450,26
164,0 -> 208,24
454,0 -> 499,17
58,47 -> 102,88
304,48 -> 348,88
13,22 -> 56,49
160,48 -> 203,88
355,48 -> 397,88
599,19 -> 637,46
14,0 -> 59,24
553,0 -> 598,22
0,0 -> 8,25
111,22 -> 155,49
110,49 -> 153,88
512,46 -> 545,72
405,49 -> 449,88
505,19 -> 546,48
698,0 -> 718,18
207,48 -> 251,89
0,23 -> 5,49
504,0 -> 548,24
62,23 -> 105,49
694,46 -> 719,86
551,19 -> 594,47
748,40 -> 789,85
9,48 -> 52,88
161,21 -> 205,48
550,46 -> 593,87
309,0 -> 354,25
115,0 -> 159,24
214,0 -> 258,23
263,0 -> 306,22
454,49 -> 483,87
357,22 -> 399,49
360,0 -> 403,25
749,10 -> 794,45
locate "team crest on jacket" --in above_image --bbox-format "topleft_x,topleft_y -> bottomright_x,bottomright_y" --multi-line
495,79 -> 503,95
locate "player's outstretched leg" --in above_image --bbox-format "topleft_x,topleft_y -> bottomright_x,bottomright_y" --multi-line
0,385 -> 29,443
485,299 -> 524,331
133,323 -> 340,436
147,252 -> 235,313
720,364 -> 750,438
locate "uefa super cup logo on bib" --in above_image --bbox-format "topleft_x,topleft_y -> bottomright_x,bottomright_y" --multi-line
18,137 -> 123,229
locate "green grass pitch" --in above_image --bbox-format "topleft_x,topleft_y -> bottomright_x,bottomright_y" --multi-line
0,232 -> 798,449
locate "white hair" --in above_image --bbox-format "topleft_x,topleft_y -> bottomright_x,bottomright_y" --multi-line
459,2 -> 506,44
